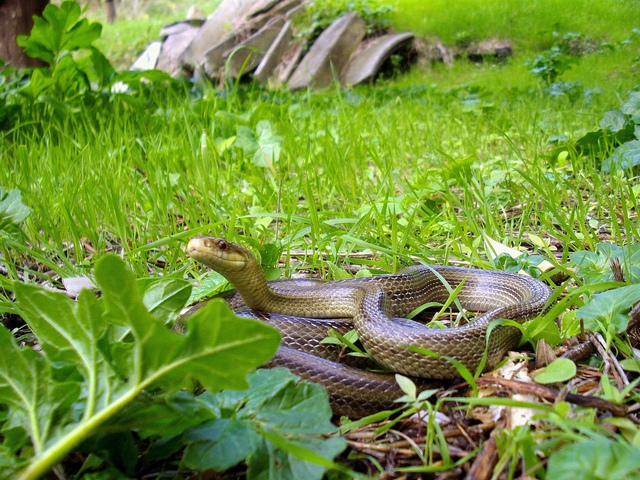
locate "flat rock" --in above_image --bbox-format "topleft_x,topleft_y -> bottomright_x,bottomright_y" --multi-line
131,41 -> 162,70
159,19 -> 204,38
239,0 -> 304,33
467,39 -> 512,62
254,20 -> 293,83
203,35 -> 240,77
224,16 -> 287,77
179,0 -> 256,68
157,23 -> 201,76
246,0 -> 282,17
341,32 -> 414,85
288,12 -> 366,90
274,42 -> 305,84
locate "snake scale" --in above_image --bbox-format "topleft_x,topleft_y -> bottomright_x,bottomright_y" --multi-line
187,237 -> 552,417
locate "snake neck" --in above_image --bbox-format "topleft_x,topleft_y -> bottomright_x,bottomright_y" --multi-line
223,259 -> 275,311
228,260 -> 362,318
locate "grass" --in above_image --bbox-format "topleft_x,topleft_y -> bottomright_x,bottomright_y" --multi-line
392,0 -> 640,50
2,0 -> 640,477
1,76 -> 638,278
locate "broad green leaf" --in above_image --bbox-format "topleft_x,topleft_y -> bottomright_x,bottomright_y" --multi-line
599,109 -> 628,133
97,254 -> 280,392
0,187 -> 31,242
4,254 -> 280,479
395,374 -> 417,398
620,358 -> 640,373
255,430 -> 346,480
17,2 -> 101,66
533,358 -> 577,384
142,279 -> 192,325
183,369 -> 345,479
0,327 -> 81,464
253,120 -> 282,167
188,269 -> 230,304
603,139 -> 640,172
0,445 -> 21,478
183,419 -> 260,471
620,91 -> 640,117
89,46 -> 114,87
576,284 -> 640,334
234,120 -> 282,174
547,438 -> 640,480
105,391 -> 217,439
571,243 -> 640,284
15,285 -> 107,371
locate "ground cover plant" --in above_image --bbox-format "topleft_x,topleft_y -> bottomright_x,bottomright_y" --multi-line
1,0 -> 640,478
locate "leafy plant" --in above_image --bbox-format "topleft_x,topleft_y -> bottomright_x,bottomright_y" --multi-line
234,119 -> 283,177
0,254 -> 348,479
0,187 -> 30,244
571,243 -> 640,284
182,368 -> 346,479
493,252 -> 545,278
573,91 -> 640,172
547,438 -> 640,480
16,1 -> 114,97
570,243 -> 640,341
527,45 -> 576,85
292,0 -> 394,41
7,0 -> 181,125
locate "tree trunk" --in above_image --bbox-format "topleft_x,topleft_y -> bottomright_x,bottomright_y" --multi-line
105,0 -> 116,23
0,0 -> 49,68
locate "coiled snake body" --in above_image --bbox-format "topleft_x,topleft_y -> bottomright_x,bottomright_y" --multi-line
187,237 -> 552,417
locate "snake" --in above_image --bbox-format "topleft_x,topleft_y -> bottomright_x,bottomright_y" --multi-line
186,236 -> 552,417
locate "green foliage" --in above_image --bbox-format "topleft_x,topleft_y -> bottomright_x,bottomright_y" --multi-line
493,252 -> 544,278
570,243 -> 640,339
234,120 -> 283,176
293,0 -> 394,40
0,1 -> 183,132
182,368 -> 346,479
0,187 -> 30,244
571,243 -> 640,284
16,1 -> 113,97
574,91 -> 640,172
547,438 -> 640,480
533,358 -> 577,384
0,61 -> 22,130
0,255 -> 283,479
17,1 -> 102,67
528,46 -> 576,85
576,284 -> 640,335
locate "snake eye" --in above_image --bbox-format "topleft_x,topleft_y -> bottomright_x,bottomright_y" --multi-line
218,240 -> 228,251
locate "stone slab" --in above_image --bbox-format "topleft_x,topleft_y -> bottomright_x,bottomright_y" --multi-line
467,39 -> 513,62
156,23 -> 201,77
288,12 -> 366,90
225,16 -> 287,77
131,41 -> 162,70
275,42 -> 304,83
179,0 -> 256,68
239,0 -> 304,33
341,32 -> 414,85
203,35 -> 240,77
246,0 -> 281,18
159,19 -> 204,38
254,20 -> 293,83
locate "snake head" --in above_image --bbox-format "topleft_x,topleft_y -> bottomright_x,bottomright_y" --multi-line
187,236 -> 252,273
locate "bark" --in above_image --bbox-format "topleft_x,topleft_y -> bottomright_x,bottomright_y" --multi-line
0,0 -> 49,68
105,0 -> 116,23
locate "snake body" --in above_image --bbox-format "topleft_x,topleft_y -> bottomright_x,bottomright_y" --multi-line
187,237 -> 552,417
